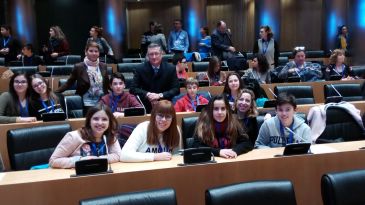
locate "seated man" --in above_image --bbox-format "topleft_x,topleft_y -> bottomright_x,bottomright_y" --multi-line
17,44 -> 44,66
130,43 -> 180,113
174,77 -> 209,112
278,47 -> 322,82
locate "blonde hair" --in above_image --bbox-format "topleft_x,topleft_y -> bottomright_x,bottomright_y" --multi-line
234,89 -> 258,117
329,49 -> 345,64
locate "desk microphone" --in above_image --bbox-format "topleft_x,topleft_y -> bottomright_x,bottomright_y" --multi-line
284,127 -> 308,143
330,84 -> 342,97
139,53 -> 143,63
136,95 -> 146,115
333,68 -> 341,76
268,88 -> 277,98
64,97 -> 69,119
103,135 -> 113,173
21,55 -> 24,66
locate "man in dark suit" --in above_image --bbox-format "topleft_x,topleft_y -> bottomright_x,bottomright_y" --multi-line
0,25 -> 22,65
211,20 -> 236,60
130,43 -> 180,113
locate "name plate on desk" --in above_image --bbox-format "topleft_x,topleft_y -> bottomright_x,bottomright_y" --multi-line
178,147 -> 216,166
71,158 -> 112,177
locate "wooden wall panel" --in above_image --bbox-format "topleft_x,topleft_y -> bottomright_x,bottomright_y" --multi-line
126,1 -> 180,50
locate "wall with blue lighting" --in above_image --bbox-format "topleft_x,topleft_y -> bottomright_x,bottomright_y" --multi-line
323,0 -> 347,51
255,0 -> 280,43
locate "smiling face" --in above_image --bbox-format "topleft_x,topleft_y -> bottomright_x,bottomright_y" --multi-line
13,75 -> 28,95
236,92 -> 252,114
31,77 -> 47,96
110,78 -> 125,95
227,75 -> 240,93
90,110 -> 109,140
276,103 -> 296,127
213,99 -> 227,122
186,84 -> 198,99
85,46 -> 100,62
147,46 -> 162,67
155,113 -> 173,133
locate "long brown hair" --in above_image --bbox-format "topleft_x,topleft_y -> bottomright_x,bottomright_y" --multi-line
147,100 -> 180,148
79,104 -> 118,145
30,74 -> 59,104
329,49 -> 345,64
207,56 -> 220,79
194,94 -> 247,145
234,89 -> 258,117
223,72 -> 244,95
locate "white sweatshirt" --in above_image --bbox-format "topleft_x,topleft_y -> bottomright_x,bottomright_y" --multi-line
120,121 -> 179,162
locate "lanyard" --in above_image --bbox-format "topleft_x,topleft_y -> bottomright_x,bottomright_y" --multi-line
110,93 -> 121,113
3,37 -> 10,47
175,31 -> 182,41
279,122 -> 294,146
261,40 -> 269,54
189,95 -> 200,111
18,99 -> 29,117
40,99 -> 54,113
90,142 -> 106,156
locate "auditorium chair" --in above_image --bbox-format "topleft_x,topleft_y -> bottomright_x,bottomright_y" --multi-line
274,85 -> 315,104
46,65 -> 74,76
351,65 -> 365,79
278,56 -> 289,66
279,51 -> 292,58
58,78 -> 77,93
162,54 -> 174,63
55,55 -> 81,65
122,58 -> 143,63
117,63 -> 141,73
192,62 -> 209,72
246,52 -> 254,60
181,116 -> 198,149
7,124 -> 72,170
0,57 -> 4,66
306,50 -> 325,58
9,66 -> 38,75
324,83 -> 363,102
315,106 -> 365,143
206,180 -> 297,205
79,188 -> 177,205
64,95 -> 84,118
172,91 -> 211,105
321,169 -> 365,205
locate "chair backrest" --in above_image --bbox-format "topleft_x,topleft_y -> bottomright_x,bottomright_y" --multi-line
162,54 -> 174,63
59,78 -> 77,91
279,51 -> 292,58
192,62 -> 209,72
122,72 -> 134,89
274,85 -> 315,104
9,66 -> 38,75
7,124 -> 72,170
316,106 -> 365,143
56,55 -> 81,65
306,50 -> 325,58
117,63 -> 141,73
278,56 -> 289,66
64,95 -> 84,118
321,169 -> 365,205
181,116 -> 199,149
122,58 -> 143,63
0,57 -> 4,66
46,65 -> 74,76
324,83 -> 363,102
206,180 -> 297,205
351,65 -> 365,78
79,188 -> 177,205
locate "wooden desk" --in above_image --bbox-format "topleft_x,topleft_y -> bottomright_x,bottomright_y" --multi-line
0,141 -> 365,205
261,79 -> 365,103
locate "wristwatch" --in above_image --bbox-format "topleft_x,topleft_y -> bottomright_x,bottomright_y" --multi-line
159,93 -> 163,99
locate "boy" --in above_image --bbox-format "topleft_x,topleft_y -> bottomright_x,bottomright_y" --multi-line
174,77 -> 209,112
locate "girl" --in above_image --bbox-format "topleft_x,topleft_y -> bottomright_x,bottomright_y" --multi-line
247,53 -> 271,84
235,89 -> 259,144
29,74 -> 63,120
49,105 -> 121,168
325,49 -> 356,80
207,56 -> 226,86
56,41 -> 109,108
0,72 -> 37,123
192,94 -> 253,158
255,93 -> 311,148
99,72 -> 142,118
223,72 -> 244,109
121,100 -> 180,162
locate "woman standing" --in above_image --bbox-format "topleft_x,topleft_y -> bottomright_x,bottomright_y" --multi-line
253,25 -> 279,69
121,100 -> 180,162
42,25 -> 70,64
0,72 -> 37,123
192,94 -> 253,158
49,105 -> 121,168
56,41 -> 109,108
87,26 -> 114,60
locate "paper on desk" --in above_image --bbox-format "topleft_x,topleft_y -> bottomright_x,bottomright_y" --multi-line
310,145 -> 339,154
0,172 -> 5,181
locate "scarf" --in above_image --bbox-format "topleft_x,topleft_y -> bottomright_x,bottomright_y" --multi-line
84,56 -> 100,67
212,120 -> 231,149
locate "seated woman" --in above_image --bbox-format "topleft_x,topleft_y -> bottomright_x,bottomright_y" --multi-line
207,56 -> 226,86
247,53 -> 271,84
99,72 -> 142,118
29,74 -> 63,120
278,47 -> 322,82
120,100 -> 180,162
49,105 -> 121,168
192,94 -> 253,158
0,72 -> 37,123
234,89 -> 259,144
325,49 -> 356,81
223,72 -> 245,109
56,41 -> 109,108
255,93 -> 311,149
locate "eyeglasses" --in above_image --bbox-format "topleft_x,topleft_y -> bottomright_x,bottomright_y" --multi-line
32,81 -> 44,89
156,113 -> 173,121
14,80 -> 28,85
